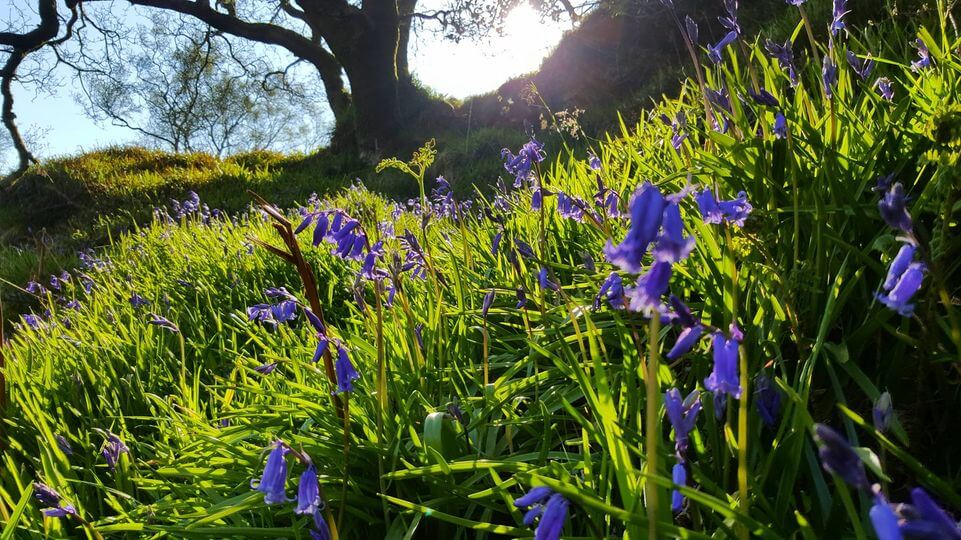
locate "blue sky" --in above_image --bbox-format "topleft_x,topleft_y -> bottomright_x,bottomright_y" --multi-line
4,3 -> 567,167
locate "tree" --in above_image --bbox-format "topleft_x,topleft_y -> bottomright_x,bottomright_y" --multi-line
80,14 -> 327,155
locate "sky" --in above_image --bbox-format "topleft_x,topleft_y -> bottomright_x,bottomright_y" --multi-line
4,3 -> 569,167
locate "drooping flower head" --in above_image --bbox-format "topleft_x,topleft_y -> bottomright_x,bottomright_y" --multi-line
869,493 -> 902,540
814,424 -> 869,489
101,433 -> 129,472
594,272 -> 625,310
911,38 -> 932,72
252,440 -> 291,504
754,373 -> 782,427
33,482 -> 63,507
876,261 -> 925,316
748,88 -> 780,107
696,189 -> 753,227
665,388 -> 702,458
773,112 -> 788,139
295,463 -> 321,515
148,314 -> 180,333
604,182 -> 666,273
684,15 -> 698,44
846,51 -> 874,80
129,293 -> 150,309
671,462 -> 688,514
873,392 -> 893,433
900,488 -> 961,539
704,328 -> 743,411
399,230 -> 427,279
878,182 -> 913,232
502,136 -> 546,188
708,31 -> 738,63
876,77 -> 894,101
823,55 -> 838,100
482,290 -> 495,320
665,296 -> 703,360
654,202 -> 695,263
514,487 -> 570,540
625,261 -> 672,317
334,344 -> 360,394
765,39 -> 799,86
830,0 -> 850,35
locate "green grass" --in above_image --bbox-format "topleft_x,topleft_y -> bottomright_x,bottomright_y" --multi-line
2,2 -> 961,539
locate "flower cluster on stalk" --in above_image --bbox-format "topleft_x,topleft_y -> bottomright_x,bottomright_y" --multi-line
873,179 -> 925,316
252,440 -> 332,540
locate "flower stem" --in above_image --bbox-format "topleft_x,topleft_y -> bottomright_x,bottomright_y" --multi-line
737,345 -> 750,540
645,314 -> 662,540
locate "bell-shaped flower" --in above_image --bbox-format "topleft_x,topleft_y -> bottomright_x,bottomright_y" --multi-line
704,330 -> 742,403
671,462 -> 688,514
295,463 -> 321,515
878,183 -> 913,232
900,488 -> 961,539
869,493 -> 902,540
594,272 -> 625,310
252,441 -> 291,504
873,392 -> 893,433
654,202 -> 695,263
625,261 -> 672,317
334,344 -> 360,394
754,373 -> 782,427
877,262 -> 925,316
665,388 -> 701,457
814,424 -> 869,489
604,182 -> 666,273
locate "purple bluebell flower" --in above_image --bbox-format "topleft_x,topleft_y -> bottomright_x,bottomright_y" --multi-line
876,77 -> 894,101
884,244 -> 916,291
334,344 -> 360,394
538,267 -> 558,292
594,272 -> 625,310
814,424 -> 868,489
911,39 -> 932,72
593,178 -> 621,219
502,136 -> 545,187
719,0 -> 740,35
830,0 -> 849,35
708,31 -> 738,63
295,463 -> 321,515
823,55 -> 838,100
255,363 -> 278,375
531,188 -> 543,210
696,189 -> 753,227
706,87 -> 731,113
654,202 -> 695,263
704,329 -> 742,406
23,313 -> 42,330
101,434 -> 129,471
130,293 -> 150,309
625,261 -> 672,316
55,434 -> 73,455
492,232 -> 503,256
877,262 -> 925,316
25,280 -> 45,295
785,0 -> 806,4
900,488 -> 961,539
671,462 -> 688,513
873,391 -> 893,433
878,182 -> 913,232
588,153 -> 601,170
43,504 -> 77,518
773,112 -> 788,139
265,287 -> 295,300
311,511 -> 333,540
414,323 -> 424,352
684,15 -> 698,44
870,493 -> 902,540
748,88 -> 780,107
49,271 -> 70,291
765,39 -> 799,86
360,241 -> 389,282
754,373 -> 782,427
304,308 -> 332,364
516,287 -> 529,309
604,182 -> 666,273
515,239 -> 536,259
514,488 -> 569,540
148,314 -> 179,333
482,290 -> 495,320
252,441 -> 290,504
399,230 -> 427,279
666,296 -> 703,360
556,192 -> 586,222
665,388 -> 702,457
64,299 -> 81,310
33,482 -> 63,507
847,51 -> 874,80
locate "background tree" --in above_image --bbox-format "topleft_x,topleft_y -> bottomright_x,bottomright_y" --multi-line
80,13 -> 327,155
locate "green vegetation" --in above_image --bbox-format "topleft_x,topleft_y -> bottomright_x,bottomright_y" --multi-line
1,2 -> 961,539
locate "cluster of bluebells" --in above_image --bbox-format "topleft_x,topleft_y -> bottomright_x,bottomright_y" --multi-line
20,270 -> 90,331
814,424 -> 961,539
252,440 -> 332,540
708,0 -> 740,63
33,482 -> 78,520
514,486 -> 569,540
873,176 -> 925,316
665,388 -> 701,513
502,135 -> 545,188
247,287 -> 299,328
659,112 -> 689,152
154,191 -> 221,224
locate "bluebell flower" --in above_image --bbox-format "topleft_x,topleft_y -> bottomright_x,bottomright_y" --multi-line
704,329 -> 742,406
531,188 -> 544,211
847,51 -> 874,80
593,178 -> 621,219
255,363 -> 278,375
252,441 -> 291,504
671,462 -> 688,513
814,424 -> 869,489
49,271 -> 70,291
719,0 -> 740,35
873,391 -> 893,433
785,0 -> 806,4
101,433 -> 129,472
869,493 -> 902,540
64,299 -> 81,310
482,290 -> 495,320
830,0 -> 849,35
360,241 -> 389,282
514,488 -> 568,540
708,31 -> 738,63
515,239 -> 536,259
878,182 -> 913,232
877,261 -> 925,316
754,373 -> 782,427
696,189 -> 753,227
625,261 -> 672,316
502,136 -> 545,187
23,313 -> 42,330
773,112 -> 788,139
911,39 -> 932,72
556,192 -> 586,222
538,268 -> 559,292
148,314 -> 179,333
334,344 -> 360,394
823,55 -> 838,100
492,231 -> 503,256
666,296 -> 703,360
900,488 -> 961,539
516,287 -> 529,309
654,202 -> 695,263
748,88 -> 780,107
265,287 -> 295,300
33,482 -> 63,507
25,280 -> 45,295
295,463 -> 321,515
399,230 -> 427,279
876,77 -> 894,101
414,323 -> 424,352
43,504 -> 77,518
684,15 -> 698,44
706,87 -> 731,114
594,272 -> 625,310
55,434 -> 73,455
130,293 -> 150,309
665,388 -> 701,457
765,39 -> 799,86
588,152 -> 601,170
311,510 -> 333,540
884,244 -> 916,291
604,182 -> 666,273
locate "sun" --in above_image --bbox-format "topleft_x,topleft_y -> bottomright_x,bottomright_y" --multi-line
411,2 -> 568,99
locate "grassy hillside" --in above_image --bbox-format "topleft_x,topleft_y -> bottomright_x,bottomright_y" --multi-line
1,2 -> 961,539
